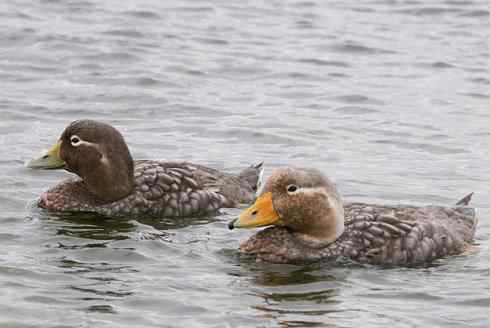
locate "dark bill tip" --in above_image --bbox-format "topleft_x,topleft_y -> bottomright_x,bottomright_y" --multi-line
228,218 -> 237,230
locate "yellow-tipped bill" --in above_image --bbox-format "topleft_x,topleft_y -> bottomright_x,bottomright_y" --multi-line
228,192 -> 280,229
26,140 -> 65,169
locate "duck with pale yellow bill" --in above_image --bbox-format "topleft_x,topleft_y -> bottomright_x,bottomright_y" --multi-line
229,167 -> 477,266
27,119 -> 263,218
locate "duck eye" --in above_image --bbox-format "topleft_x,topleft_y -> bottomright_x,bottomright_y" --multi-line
70,135 -> 82,147
287,184 -> 298,193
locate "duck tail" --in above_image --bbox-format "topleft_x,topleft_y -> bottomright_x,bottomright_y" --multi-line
455,192 -> 474,206
238,161 -> 264,192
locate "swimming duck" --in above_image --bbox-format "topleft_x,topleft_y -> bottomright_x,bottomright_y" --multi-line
228,167 -> 477,266
27,119 -> 263,218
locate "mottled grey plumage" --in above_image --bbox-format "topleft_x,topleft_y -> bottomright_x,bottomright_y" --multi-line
40,160 -> 262,218
235,167 -> 478,266
241,202 -> 476,265
30,120 -> 263,218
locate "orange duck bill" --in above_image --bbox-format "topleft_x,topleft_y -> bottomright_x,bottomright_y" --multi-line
228,192 -> 281,230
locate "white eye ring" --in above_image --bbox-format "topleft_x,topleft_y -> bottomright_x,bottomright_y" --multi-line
70,135 -> 82,147
287,184 -> 299,194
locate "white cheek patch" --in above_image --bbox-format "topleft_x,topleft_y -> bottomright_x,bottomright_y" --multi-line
76,140 -> 96,148
291,187 -> 326,195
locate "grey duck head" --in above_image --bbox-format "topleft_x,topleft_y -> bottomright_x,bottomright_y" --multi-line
27,119 -> 134,202
229,167 -> 345,246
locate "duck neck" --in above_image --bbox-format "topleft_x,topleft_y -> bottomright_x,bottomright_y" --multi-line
78,148 -> 134,202
293,202 -> 345,249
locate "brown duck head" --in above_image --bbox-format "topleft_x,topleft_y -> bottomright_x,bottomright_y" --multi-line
229,167 -> 345,246
27,120 -> 134,202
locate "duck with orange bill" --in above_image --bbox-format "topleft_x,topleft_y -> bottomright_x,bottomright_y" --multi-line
229,167 -> 477,266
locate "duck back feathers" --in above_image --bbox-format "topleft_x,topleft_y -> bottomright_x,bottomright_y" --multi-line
342,203 -> 477,266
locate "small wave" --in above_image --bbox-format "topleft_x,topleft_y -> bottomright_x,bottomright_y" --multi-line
172,6 -> 215,13
70,285 -> 133,298
395,7 -> 462,16
468,77 -> 490,85
82,52 -> 140,63
85,304 -> 117,313
102,29 -> 145,39
460,92 -> 490,100
292,1 -> 316,8
373,140 -> 468,155
334,106 -> 379,115
330,42 -> 396,55
298,58 -> 350,68
432,61 -> 454,68
413,61 -> 455,69
332,94 -> 385,105
460,10 -> 490,17
223,128 -> 308,146
124,10 -> 161,19
193,37 -> 229,46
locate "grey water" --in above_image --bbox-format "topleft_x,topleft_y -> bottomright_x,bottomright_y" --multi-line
1,0 -> 489,327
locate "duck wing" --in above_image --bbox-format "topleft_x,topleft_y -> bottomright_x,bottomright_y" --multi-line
343,202 -> 477,266
43,160 -> 259,218
151,161 -> 259,205
126,160 -> 257,217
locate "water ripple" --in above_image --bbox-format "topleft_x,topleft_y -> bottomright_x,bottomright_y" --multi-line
330,42 -> 397,55
0,0 -> 489,327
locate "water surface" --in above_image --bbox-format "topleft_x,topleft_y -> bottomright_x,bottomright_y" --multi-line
1,0 -> 489,327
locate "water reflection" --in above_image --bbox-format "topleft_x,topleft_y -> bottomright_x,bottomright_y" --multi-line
249,265 -> 341,286
137,214 -> 219,231
244,265 -> 353,328
42,211 -> 136,241
59,258 -> 137,275
29,207 -> 226,310
38,209 -> 221,241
